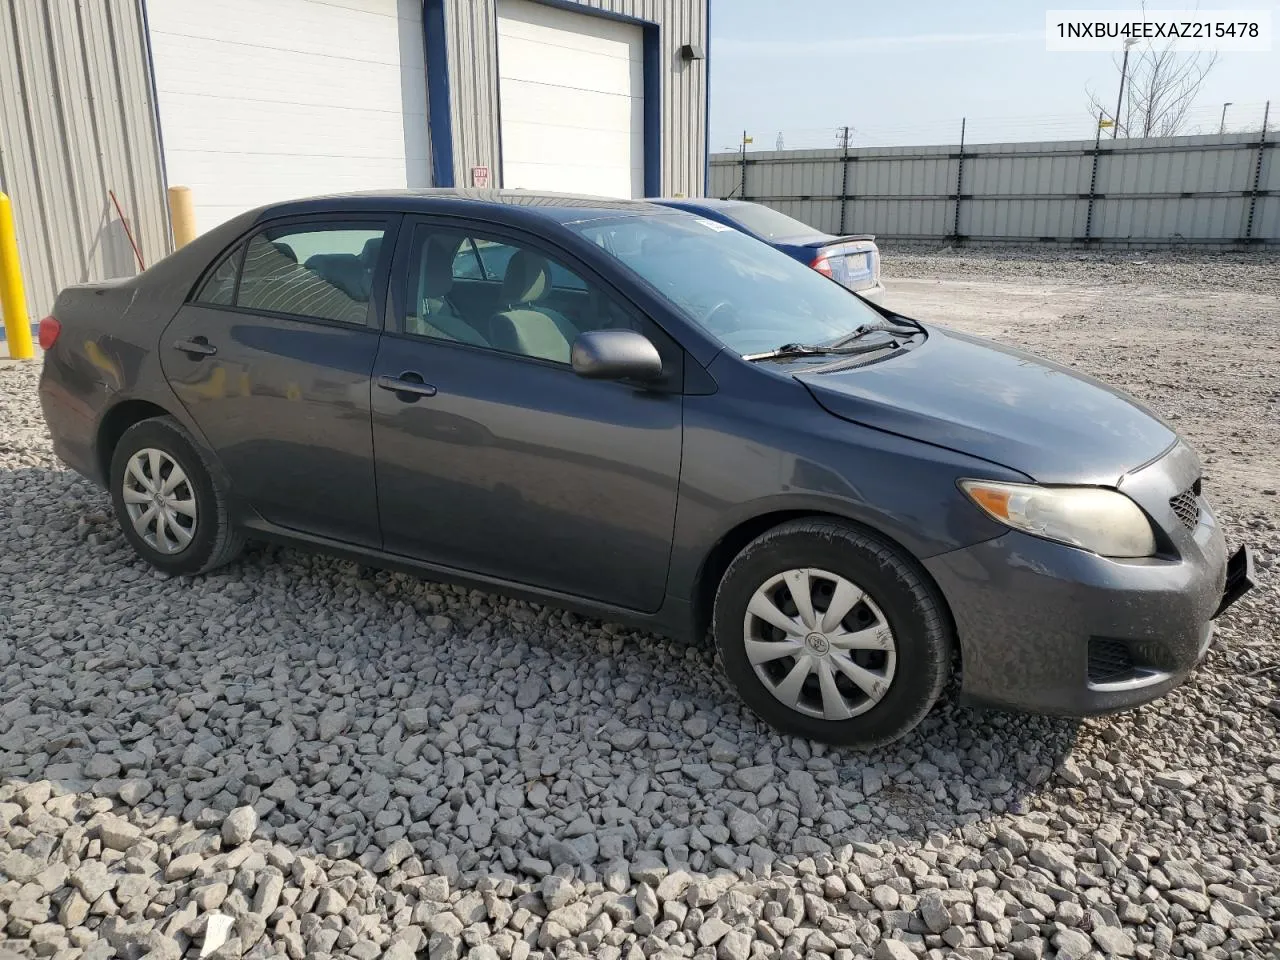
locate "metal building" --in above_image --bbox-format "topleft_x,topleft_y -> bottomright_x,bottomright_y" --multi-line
1,0 -> 709,323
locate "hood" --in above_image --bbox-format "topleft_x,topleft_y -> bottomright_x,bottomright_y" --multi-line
796,325 -> 1177,484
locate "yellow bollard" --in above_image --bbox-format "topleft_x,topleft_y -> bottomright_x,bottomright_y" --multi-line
0,192 -> 35,359
168,185 -> 197,249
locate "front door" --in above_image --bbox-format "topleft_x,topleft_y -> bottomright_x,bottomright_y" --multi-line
370,220 -> 683,611
161,216 -> 397,546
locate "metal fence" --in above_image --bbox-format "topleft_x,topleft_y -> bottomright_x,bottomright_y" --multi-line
708,126 -> 1277,247
0,0 -> 170,326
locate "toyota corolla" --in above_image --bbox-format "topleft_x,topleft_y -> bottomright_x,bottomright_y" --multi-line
38,190 -> 1254,746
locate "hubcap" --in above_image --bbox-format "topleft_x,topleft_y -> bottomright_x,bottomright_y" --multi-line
743,567 -> 897,720
121,448 -> 197,555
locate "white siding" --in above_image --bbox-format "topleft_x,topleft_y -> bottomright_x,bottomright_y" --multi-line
496,0 -> 643,198
147,0 -> 431,232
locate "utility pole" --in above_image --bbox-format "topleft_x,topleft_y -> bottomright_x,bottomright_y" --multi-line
1219,102 -> 1233,134
952,118 -> 966,242
739,129 -> 748,198
1084,110 -> 1105,241
837,125 -> 852,235
1112,37 -> 1139,138
1243,100 -> 1270,241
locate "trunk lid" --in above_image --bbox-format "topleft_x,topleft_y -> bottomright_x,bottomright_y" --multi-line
793,237 -> 879,291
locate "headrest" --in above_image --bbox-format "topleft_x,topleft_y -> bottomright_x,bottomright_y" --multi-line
270,241 -> 298,263
361,237 -> 381,265
501,249 -> 551,304
422,235 -> 465,299
304,253 -> 370,301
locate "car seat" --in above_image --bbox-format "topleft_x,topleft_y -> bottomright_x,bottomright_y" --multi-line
407,235 -> 488,346
488,250 -> 579,363
303,253 -> 371,302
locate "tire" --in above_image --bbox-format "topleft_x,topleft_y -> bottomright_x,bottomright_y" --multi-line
109,416 -> 244,576
713,518 -> 952,748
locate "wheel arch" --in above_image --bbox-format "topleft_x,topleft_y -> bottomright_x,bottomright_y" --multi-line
690,509 -> 960,661
96,398 -> 175,483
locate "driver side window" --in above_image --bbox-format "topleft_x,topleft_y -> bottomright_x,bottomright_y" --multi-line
400,226 -> 637,365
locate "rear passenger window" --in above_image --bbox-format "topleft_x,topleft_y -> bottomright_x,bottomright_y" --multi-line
235,224 -> 386,325
194,247 -> 241,305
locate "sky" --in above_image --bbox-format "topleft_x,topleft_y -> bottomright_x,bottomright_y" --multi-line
709,0 -> 1280,152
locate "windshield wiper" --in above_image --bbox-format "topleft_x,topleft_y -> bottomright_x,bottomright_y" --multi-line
743,338 -> 906,362
829,321 -> 921,347
744,321 -> 924,362
742,343 -> 836,362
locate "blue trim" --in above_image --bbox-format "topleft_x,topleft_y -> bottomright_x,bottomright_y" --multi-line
509,0 -> 661,198
642,24 -> 661,197
703,0 -> 711,197
423,0 -> 455,188
0,323 -> 40,343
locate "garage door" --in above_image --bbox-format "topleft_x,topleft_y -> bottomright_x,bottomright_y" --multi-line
146,0 -> 431,232
496,0 -> 644,198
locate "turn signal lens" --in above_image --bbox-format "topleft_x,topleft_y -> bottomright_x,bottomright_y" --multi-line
960,479 -> 1157,558
38,316 -> 61,350
966,485 -> 1010,518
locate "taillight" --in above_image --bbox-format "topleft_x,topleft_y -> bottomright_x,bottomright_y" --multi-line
811,255 -> 834,278
38,315 -> 61,350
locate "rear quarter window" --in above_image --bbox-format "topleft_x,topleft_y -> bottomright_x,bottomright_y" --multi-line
194,247 -> 241,305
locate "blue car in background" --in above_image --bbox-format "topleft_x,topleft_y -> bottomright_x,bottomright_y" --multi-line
652,198 -> 885,301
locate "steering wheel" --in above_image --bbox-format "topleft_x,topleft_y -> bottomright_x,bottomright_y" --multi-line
702,300 -> 739,332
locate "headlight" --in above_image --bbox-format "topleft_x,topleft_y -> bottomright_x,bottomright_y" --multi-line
959,480 -> 1156,558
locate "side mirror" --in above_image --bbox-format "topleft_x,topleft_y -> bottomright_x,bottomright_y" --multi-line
571,329 -> 663,382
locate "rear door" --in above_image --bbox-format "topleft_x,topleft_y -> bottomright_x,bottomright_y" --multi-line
160,215 -> 397,546
369,216 -> 684,611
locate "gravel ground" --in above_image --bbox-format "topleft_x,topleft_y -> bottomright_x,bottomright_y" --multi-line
2,250 -> 1279,960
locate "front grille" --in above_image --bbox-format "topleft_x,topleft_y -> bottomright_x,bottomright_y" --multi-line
1088,638 -> 1136,684
1169,478 -> 1202,530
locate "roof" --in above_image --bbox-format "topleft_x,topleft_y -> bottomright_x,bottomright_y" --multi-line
254,188 -> 677,226
652,197 -> 747,211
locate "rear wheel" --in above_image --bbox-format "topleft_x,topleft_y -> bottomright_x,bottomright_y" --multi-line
109,416 -> 243,575
713,519 -> 951,747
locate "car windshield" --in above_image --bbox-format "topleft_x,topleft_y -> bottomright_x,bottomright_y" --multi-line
719,203 -> 817,240
570,214 -> 884,356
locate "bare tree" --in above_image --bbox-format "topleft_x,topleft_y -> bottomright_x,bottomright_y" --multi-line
1087,31 -> 1217,138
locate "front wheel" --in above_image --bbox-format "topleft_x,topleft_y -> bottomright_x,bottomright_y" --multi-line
109,416 -> 244,576
713,519 -> 952,747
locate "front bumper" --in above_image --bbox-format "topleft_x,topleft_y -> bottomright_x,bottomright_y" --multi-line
924,442 -> 1253,716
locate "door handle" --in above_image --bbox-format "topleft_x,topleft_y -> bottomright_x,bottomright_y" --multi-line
376,373 -> 437,399
173,337 -> 217,358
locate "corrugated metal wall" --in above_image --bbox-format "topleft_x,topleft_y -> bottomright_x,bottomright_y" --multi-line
444,0 -> 707,197
710,132 -> 1278,246
0,0 -> 169,322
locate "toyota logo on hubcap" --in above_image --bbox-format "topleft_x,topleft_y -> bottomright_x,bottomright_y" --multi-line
805,632 -> 830,654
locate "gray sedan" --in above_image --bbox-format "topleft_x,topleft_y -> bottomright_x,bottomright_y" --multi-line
38,190 -> 1253,746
